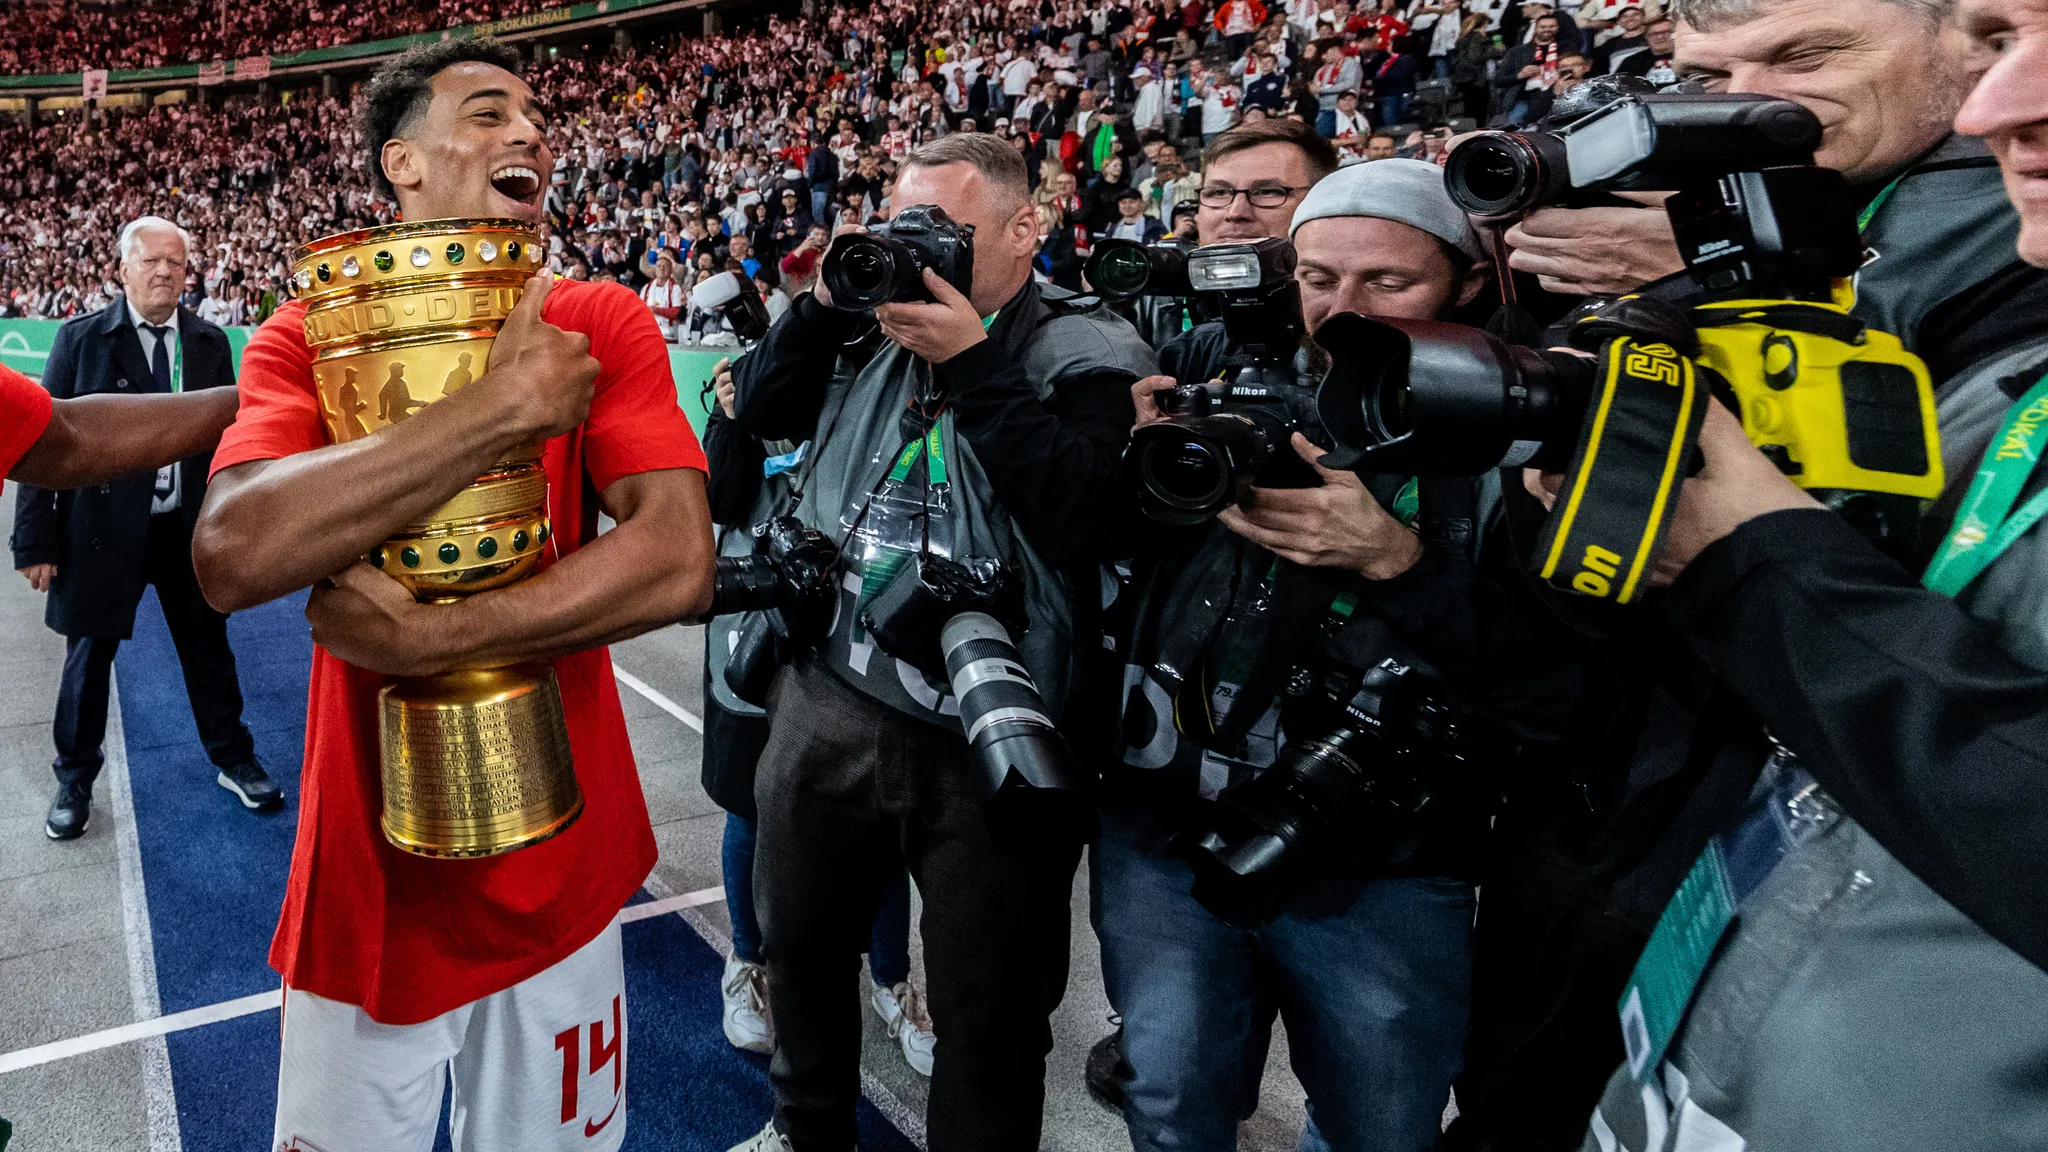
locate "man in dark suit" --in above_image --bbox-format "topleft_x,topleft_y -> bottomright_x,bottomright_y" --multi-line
10,216 -> 278,842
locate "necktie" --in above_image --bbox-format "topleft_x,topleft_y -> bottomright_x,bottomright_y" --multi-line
144,324 -> 176,509
144,324 -> 172,392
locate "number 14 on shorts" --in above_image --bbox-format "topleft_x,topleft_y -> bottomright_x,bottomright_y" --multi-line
556,994 -> 625,1136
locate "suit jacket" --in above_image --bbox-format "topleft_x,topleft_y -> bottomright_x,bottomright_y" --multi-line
9,301 -> 236,638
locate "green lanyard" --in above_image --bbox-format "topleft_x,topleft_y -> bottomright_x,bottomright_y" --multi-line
1922,373 -> 2048,597
885,424 -> 948,487
1857,173 -> 1906,235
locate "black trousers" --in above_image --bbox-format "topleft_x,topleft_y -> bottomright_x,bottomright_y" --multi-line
755,656 -> 1081,1152
1436,795 -> 1646,1152
52,513 -> 254,790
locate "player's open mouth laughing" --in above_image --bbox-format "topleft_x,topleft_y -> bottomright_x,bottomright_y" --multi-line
490,164 -> 543,214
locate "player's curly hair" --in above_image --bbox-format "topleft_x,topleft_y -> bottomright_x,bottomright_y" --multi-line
360,37 -> 525,201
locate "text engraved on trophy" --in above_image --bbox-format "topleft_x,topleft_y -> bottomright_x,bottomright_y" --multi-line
385,695 -> 572,824
306,286 -> 519,343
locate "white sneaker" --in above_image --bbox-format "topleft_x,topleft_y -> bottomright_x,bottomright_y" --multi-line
721,953 -> 774,1054
870,979 -> 936,1077
726,1120 -> 793,1152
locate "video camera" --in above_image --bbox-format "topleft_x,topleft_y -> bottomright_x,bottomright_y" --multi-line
820,204 -> 975,310
690,270 -> 773,343
1124,238 -> 1331,526
1316,92 -> 1944,599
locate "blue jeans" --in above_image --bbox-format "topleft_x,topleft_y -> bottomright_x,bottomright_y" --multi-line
810,188 -> 834,229
724,813 -> 911,986
1315,108 -> 1337,138
1379,93 -> 1411,128
1091,798 -> 1474,1152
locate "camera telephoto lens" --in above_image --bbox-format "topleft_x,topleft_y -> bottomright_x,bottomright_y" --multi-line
1083,238 -> 1193,301
1130,414 -> 1281,525
706,554 -> 784,618
822,231 -> 919,310
1092,243 -> 1156,299
1444,131 -> 1572,218
1315,312 -> 1596,477
1174,728 -> 1378,927
941,612 -> 1093,851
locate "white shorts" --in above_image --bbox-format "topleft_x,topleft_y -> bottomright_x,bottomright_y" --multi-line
273,921 -> 628,1152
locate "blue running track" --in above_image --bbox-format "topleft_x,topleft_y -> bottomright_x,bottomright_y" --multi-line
114,587 -> 916,1152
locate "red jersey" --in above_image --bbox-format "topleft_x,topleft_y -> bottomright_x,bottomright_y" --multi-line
211,278 -> 706,1024
0,363 -> 53,479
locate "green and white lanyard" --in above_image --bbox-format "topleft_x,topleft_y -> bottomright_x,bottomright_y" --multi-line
1922,371 -> 2048,598
1617,375 -> 2048,1084
850,424 -> 950,631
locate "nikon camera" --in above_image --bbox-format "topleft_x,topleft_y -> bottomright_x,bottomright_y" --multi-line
820,204 -> 975,310
1316,92 -> 1944,591
1175,655 -> 1471,927
1126,237 -> 1331,525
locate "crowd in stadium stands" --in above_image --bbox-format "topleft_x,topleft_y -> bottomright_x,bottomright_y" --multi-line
0,0 -> 1676,334
0,0 -> 571,75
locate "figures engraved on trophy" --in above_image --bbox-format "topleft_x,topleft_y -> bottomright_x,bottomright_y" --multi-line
336,367 -> 371,441
442,352 -> 475,396
378,362 -> 425,425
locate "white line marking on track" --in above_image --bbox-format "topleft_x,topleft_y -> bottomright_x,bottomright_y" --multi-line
617,886 -> 726,922
613,665 -> 705,733
0,990 -> 282,1076
0,886 -> 726,1075
105,674 -> 184,1151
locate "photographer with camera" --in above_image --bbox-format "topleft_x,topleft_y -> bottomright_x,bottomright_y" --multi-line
1096,160 -> 1536,1152
1555,4 -> 2048,1144
1112,118 -> 1339,350
722,133 -> 1156,1152
1499,0 -> 2040,375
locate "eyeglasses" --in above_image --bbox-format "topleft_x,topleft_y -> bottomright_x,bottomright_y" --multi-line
1197,183 -> 1309,209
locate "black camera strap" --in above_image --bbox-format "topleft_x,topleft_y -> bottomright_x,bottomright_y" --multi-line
1530,336 -> 1707,606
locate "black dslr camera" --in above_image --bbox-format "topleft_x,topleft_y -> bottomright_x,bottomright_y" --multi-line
1443,91 -> 1823,218
860,555 -> 1092,850
820,204 -> 976,310
708,516 -> 841,706
1174,655 -> 1470,927
1319,91 -> 1866,479
1128,238 -> 1327,525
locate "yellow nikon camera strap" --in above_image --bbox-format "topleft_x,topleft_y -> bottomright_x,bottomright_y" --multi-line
1531,337 -> 1707,606
1924,372 -> 2048,597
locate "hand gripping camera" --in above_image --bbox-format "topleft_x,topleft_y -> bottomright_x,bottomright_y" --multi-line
1317,94 -> 1944,599
707,516 -> 842,706
1127,238 -> 1330,525
820,204 -> 976,310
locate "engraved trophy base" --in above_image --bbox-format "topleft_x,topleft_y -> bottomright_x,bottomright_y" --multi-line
378,663 -> 583,858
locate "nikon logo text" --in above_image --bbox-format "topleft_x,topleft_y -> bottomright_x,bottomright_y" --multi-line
1572,545 -> 1623,598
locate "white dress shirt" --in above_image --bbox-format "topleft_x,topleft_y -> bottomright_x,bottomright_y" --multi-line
129,301 -> 182,515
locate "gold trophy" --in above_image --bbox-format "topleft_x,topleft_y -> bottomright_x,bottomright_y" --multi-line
292,219 -> 581,858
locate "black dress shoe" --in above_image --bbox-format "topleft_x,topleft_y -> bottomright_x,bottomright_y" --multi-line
46,782 -> 92,840
217,759 -> 284,810
1084,1019 -> 1132,1110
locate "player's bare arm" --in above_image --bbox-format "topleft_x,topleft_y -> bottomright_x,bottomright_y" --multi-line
305,467 -> 715,678
193,272 -> 596,613
10,387 -> 240,489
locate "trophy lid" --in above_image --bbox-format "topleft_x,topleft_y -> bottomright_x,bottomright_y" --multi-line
290,218 -> 543,301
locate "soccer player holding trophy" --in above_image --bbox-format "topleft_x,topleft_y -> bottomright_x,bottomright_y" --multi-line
192,40 -> 715,1151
